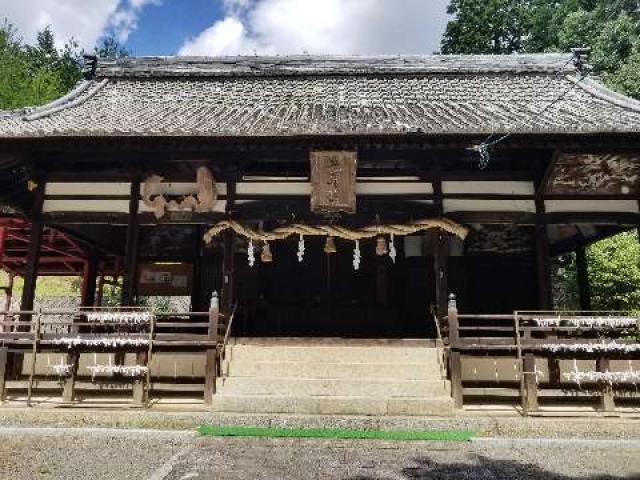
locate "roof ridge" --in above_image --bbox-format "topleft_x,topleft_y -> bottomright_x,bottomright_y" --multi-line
92,53 -> 576,79
573,76 -> 640,113
22,80 -> 109,122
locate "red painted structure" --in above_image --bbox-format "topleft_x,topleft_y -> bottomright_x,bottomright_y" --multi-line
0,217 -> 120,277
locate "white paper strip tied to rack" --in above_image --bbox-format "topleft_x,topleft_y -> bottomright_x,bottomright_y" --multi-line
532,316 -> 640,329
540,341 -> 640,354
87,364 -> 149,378
50,362 -> 73,376
564,370 -> 640,387
52,337 -> 149,348
85,311 -> 154,325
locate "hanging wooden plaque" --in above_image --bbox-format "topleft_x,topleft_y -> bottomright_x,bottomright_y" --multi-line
310,150 -> 357,214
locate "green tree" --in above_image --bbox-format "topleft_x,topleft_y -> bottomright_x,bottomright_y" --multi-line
587,231 -> 640,310
94,36 -> 129,59
442,0 -> 640,99
442,0 -> 528,54
0,22 -> 82,110
0,23 -> 130,111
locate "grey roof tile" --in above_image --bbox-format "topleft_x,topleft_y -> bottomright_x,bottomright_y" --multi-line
1,54 -> 639,138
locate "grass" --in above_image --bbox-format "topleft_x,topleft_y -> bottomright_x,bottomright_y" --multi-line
197,425 -> 474,442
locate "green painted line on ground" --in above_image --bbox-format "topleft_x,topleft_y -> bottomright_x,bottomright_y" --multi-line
197,425 -> 474,441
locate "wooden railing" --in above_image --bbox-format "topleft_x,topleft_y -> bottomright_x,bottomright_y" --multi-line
0,304 -> 229,407
447,296 -> 640,414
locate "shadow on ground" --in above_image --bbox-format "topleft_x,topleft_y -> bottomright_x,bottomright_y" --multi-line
348,455 -> 636,479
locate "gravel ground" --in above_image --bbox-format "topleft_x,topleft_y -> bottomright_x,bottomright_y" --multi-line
2,407 -> 640,439
0,428 -> 639,480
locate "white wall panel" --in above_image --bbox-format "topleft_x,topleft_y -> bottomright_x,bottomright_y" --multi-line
443,199 -> 536,213
43,199 -> 130,213
545,200 -> 639,213
356,182 -> 433,195
46,182 -> 131,196
442,181 -> 534,195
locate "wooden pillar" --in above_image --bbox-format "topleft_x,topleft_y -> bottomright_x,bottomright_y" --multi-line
534,199 -> 552,310
21,180 -> 46,313
576,246 -> 592,311
63,251 -> 99,403
95,275 -> 105,307
535,197 -> 559,388
132,351 -> 147,406
0,346 -> 7,402
2,273 -> 15,331
447,294 -> 463,408
221,179 -> 236,317
597,357 -> 615,413
121,176 -> 141,306
80,252 -> 99,307
204,292 -> 220,405
434,232 -> 449,323
120,176 -> 143,402
12,180 -> 45,377
432,177 -> 449,324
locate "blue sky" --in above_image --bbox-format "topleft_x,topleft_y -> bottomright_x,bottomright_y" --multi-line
124,1 -> 224,56
2,0 -> 450,56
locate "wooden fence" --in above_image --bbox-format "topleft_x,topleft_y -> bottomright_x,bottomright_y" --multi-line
0,302 -> 231,407
447,295 -> 640,414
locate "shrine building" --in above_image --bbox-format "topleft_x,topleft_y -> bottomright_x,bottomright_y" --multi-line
0,53 -> 639,414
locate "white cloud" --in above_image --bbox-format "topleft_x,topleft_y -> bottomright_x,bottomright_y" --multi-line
179,0 -> 450,56
0,0 -> 159,49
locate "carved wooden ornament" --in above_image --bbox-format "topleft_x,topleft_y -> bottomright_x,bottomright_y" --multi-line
310,150 -> 357,214
142,166 -> 217,219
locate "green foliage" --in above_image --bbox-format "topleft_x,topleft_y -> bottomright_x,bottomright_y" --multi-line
0,22 -> 82,110
442,0 -> 528,54
442,0 -> 640,99
94,37 -> 129,59
552,253 -> 580,310
0,20 -> 129,110
587,231 -> 640,311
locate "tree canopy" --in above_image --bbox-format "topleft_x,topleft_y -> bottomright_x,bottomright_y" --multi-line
0,21 -> 128,111
442,0 -> 640,99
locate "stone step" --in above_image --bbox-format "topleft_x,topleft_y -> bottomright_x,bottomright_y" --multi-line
211,394 -> 455,416
215,377 -> 450,397
224,345 -> 440,364
221,361 -> 443,380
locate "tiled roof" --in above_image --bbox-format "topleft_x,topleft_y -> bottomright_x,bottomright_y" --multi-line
1,54 -> 640,139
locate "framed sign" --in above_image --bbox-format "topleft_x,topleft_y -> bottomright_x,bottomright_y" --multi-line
137,262 -> 193,296
310,150 -> 357,214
